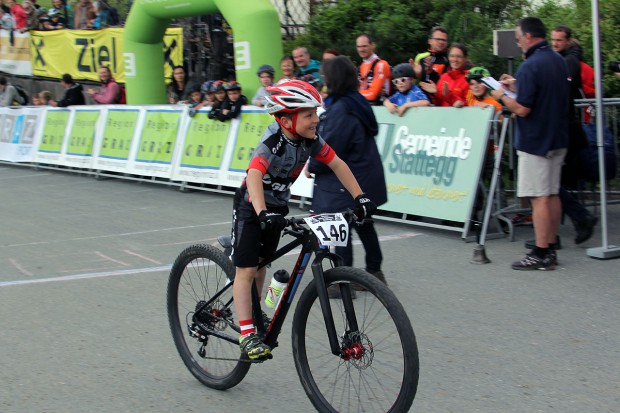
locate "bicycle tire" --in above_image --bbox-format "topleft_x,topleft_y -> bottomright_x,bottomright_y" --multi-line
167,244 -> 251,390
292,267 -> 419,412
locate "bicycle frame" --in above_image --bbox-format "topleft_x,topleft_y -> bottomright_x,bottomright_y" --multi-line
193,220 -> 360,359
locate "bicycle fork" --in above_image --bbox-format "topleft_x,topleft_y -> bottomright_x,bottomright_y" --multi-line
311,251 -> 361,358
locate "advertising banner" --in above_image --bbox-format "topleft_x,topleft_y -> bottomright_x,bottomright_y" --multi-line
94,107 -> 142,173
374,106 -> 493,223
128,107 -> 183,178
0,30 -> 32,75
34,108 -> 71,165
171,109 -> 231,184
28,28 -> 183,83
220,109 -> 273,187
0,107 -> 43,162
62,109 -> 102,168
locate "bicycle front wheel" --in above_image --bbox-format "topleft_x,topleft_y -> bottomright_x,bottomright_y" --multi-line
292,267 -> 419,412
167,244 -> 250,390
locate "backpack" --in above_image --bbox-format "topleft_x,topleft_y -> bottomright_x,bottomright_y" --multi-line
358,58 -> 391,106
579,122 -> 617,181
13,84 -> 30,105
118,85 -> 126,104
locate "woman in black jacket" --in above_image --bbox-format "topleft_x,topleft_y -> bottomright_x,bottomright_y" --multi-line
308,55 -> 388,289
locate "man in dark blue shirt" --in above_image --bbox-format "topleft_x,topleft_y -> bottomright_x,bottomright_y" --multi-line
491,17 -> 570,270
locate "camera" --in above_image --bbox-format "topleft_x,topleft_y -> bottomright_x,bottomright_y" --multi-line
609,61 -> 620,73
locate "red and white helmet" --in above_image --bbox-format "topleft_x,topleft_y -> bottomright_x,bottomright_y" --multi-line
264,80 -> 323,115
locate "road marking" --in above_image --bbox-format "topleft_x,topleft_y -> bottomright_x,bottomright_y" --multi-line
2,221 -> 232,248
9,258 -> 33,277
95,251 -> 130,267
0,173 -> 51,180
0,231 -> 423,288
124,249 -> 162,265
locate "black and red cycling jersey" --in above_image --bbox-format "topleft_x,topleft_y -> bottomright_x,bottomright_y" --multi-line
240,129 -> 335,207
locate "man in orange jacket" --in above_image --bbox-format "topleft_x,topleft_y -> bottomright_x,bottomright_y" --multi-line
356,34 -> 391,106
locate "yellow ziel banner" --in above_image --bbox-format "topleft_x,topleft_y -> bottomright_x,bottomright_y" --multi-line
29,28 -> 183,83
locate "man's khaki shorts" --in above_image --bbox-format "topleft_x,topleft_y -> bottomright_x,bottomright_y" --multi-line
517,149 -> 567,197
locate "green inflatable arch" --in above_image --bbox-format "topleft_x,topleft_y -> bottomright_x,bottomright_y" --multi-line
123,0 -> 283,104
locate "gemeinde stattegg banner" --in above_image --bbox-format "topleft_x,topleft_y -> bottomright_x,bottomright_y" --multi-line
0,105 -> 493,224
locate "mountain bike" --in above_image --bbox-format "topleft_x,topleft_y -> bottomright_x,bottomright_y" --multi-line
167,211 -> 419,412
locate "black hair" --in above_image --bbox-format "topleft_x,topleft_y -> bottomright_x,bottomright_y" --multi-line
62,73 -> 73,83
519,17 -> 547,39
320,55 -> 359,97
0,76 -> 7,86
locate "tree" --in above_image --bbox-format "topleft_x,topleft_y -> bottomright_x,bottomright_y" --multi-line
533,0 -> 620,97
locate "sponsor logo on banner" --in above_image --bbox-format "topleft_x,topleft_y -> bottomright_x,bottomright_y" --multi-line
374,106 -> 493,222
136,109 -> 180,164
100,109 -> 140,160
181,111 -> 230,169
0,31 -> 33,75
39,109 -> 70,154
29,28 -> 183,83
229,110 -> 273,172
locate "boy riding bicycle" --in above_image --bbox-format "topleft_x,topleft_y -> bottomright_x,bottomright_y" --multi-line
231,80 -> 376,360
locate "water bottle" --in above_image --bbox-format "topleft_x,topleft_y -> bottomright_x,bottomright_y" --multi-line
265,269 -> 290,309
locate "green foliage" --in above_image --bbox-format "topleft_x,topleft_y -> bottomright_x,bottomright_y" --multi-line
290,0 -> 619,97
529,0 -> 620,97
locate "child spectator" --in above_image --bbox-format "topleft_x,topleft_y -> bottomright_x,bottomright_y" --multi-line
252,64 -> 275,107
43,8 -> 65,29
383,63 -> 430,116
50,0 -> 71,28
218,81 -> 248,121
230,79 -> 375,360
32,92 -> 41,106
465,67 -> 502,112
39,90 -> 53,105
186,84 -> 206,117
199,81 -> 216,107
207,80 -> 227,120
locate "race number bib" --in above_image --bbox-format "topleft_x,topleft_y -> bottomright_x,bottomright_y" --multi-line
303,213 -> 349,247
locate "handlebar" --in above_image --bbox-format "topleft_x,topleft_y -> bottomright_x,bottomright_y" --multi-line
259,209 -> 373,234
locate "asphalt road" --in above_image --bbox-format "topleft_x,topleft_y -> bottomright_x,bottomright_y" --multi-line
1,164 -> 619,412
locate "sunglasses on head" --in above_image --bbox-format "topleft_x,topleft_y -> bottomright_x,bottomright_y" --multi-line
392,77 -> 410,85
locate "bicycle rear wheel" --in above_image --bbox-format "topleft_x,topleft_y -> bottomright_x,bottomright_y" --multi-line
167,244 -> 251,390
292,267 -> 419,412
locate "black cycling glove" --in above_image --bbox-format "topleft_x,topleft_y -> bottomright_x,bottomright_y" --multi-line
258,210 -> 288,231
353,193 -> 376,220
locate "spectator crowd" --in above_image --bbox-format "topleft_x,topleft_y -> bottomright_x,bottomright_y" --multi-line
0,0 -> 121,31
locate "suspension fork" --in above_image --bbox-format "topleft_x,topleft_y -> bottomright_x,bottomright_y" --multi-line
311,249 -> 359,356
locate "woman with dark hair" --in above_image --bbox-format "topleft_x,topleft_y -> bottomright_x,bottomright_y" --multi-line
420,43 -> 472,107
167,65 -> 189,103
307,56 -> 388,296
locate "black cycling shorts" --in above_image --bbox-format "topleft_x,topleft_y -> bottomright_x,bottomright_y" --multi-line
231,189 -> 289,268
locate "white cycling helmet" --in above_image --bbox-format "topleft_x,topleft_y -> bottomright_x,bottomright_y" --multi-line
263,80 -> 322,115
